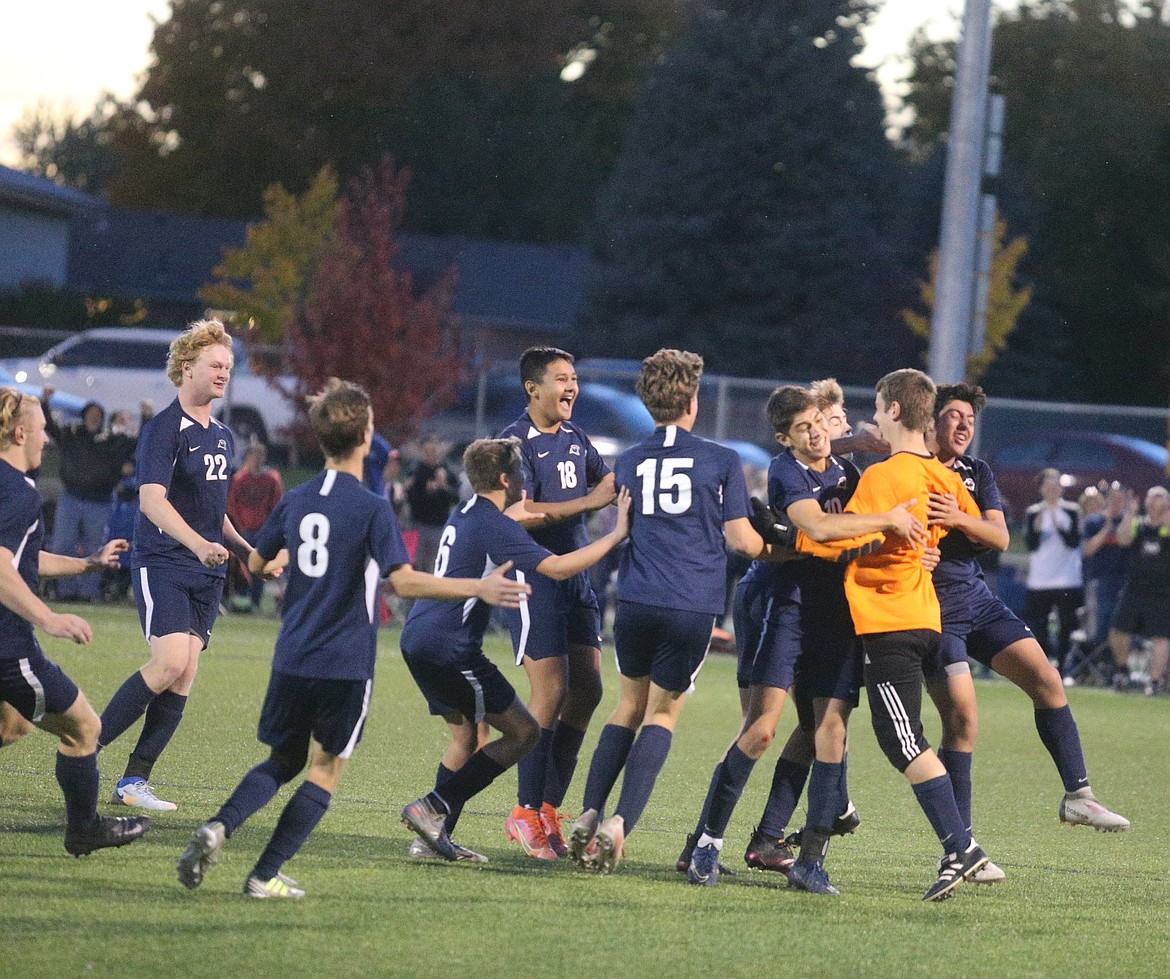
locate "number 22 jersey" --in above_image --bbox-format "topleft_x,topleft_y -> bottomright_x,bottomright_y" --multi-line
132,398 -> 236,578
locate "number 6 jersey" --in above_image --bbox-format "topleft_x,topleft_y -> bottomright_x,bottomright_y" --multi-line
132,398 -> 236,578
614,424 -> 750,615
253,468 -> 411,681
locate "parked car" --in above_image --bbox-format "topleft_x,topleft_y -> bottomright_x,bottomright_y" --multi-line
0,367 -> 87,422
982,431 -> 1169,522
1,327 -> 295,447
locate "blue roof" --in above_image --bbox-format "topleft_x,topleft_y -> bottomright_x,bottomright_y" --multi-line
0,164 -> 101,216
66,207 -> 589,333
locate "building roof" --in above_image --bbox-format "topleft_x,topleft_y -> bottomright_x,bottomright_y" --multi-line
0,164 -> 101,217
67,206 -> 589,333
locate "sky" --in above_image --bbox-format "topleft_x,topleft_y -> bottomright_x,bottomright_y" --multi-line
0,0 -> 968,169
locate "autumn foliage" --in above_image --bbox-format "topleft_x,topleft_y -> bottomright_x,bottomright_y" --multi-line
283,157 -> 463,444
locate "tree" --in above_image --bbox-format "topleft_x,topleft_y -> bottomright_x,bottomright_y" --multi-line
905,0 -> 1170,404
281,157 -> 463,443
902,214 -> 1033,381
13,98 -> 123,193
85,0 -> 683,240
198,167 -> 340,343
581,0 -> 919,382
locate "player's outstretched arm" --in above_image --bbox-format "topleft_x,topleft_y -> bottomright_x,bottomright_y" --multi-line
388,560 -> 532,607
535,486 -> 631,580
0,549 -> 92,644
38,539 -> 129,578
787,497 -> 923,545
927,494 -> 1009,552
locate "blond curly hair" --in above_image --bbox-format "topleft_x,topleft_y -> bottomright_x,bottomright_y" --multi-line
166,319 -> 234,387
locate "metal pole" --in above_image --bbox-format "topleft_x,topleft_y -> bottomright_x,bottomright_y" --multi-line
929,0 -> 994,384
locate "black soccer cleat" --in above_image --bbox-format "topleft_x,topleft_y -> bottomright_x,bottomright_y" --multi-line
785,802 -> 861,849
676,832 -> 698,872
64,815 -> 152,857
744,826 -> 795,874
923,840 -> 988,902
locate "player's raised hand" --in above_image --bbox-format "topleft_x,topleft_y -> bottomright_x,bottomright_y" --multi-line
611,487 -> 632,539
42,612 -> 92,645
927,492 -> 963,528
88,538 -> 129,570
197,541 -> 231,569
477,560 -> 532,608
886,500 -> 926,545
505,491 -> 547,527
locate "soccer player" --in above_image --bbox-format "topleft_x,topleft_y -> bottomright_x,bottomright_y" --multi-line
176,381 -> 532,897
685,386 -> 922,887
0,388 -> 151,856
399,437 -> 630,862
811,369 -> 993,901
565,349 -> 780,875
497,348 -> 617,859
98,319 -> 275,811
922,383 -> 1129,888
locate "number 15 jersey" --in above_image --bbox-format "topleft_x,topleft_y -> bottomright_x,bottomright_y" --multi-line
254,469 -> 411,681
614,424 -> 750,616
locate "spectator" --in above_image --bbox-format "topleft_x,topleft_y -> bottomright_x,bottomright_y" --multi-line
101,463 -> 139,602
42,388 -> 136,601
1082,482 -> 1137,646
226,443 -> 284,612
1023,467 -> 1083,679
1108,485 -> 1170,694
404,435 -> 459,574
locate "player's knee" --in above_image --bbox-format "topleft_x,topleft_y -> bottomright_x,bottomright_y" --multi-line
0,712 -> 35,747
739,722 -> 774,758
268,744 -> 308,783
514,712 -> 541,755
867,680 -> 929,774
568,670 -> 604,715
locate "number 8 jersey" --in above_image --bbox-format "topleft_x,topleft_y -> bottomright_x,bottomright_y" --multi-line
614,424 -> 750,615
254,468 -> 411,681
132,398 -> 236,578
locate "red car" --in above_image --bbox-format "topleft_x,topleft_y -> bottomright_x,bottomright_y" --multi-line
982,432 -> 1169,523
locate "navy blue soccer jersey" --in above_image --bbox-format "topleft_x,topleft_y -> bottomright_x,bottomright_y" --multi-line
614,425 -> 750,615
0,459 -> 43,658
253,469 -> 411,681
768,450 -> 858,604
498,412 -> 609,555
132,398 -> 235,578
934,454 -> 1003,588
401,495 -> 554,664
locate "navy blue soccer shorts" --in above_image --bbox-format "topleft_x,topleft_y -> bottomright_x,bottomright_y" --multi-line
257,671 -> 372,759
613,600 -> 714,695
404,648 -> 518,723
734,576 -> 798,692
0,647 -> 80,723
134,565 -> 224,649
929,578 -> 1034,679
793,590 -> 861,706
508,570 -> 601,664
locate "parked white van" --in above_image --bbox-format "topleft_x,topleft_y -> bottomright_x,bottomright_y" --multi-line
0,327 -> 295,447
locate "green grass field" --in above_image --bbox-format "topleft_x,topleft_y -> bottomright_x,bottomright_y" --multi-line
3,604 -> 1168,978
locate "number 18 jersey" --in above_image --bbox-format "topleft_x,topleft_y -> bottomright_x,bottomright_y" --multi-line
254,468 -> 411,681
614,424 -> 750,615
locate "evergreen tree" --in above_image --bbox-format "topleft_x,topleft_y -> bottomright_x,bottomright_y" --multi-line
581,0 -> 919,382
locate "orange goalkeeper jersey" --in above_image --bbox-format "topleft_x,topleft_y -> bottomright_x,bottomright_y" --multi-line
841,451 -> 981,636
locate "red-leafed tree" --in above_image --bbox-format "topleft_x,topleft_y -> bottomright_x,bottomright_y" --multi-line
283,156 -> 463,444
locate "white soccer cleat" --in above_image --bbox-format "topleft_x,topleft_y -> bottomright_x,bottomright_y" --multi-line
244,872 -> 305,899
972,859 -> 1006,884
111,777 -> 177,811
177,820 -> 226,889
1059,792 -> 1130,832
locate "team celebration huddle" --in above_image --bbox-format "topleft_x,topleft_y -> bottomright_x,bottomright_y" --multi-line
0,318 -> 1128,904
